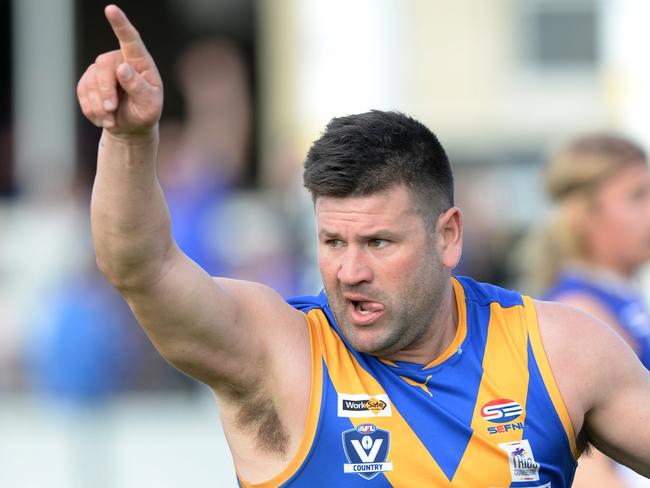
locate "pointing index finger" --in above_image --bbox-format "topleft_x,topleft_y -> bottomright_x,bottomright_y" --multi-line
104,4 -> 150,61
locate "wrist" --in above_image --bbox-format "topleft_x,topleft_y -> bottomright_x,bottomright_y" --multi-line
101,124 -> 159,146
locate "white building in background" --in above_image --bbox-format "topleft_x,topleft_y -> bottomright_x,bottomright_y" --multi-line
260,0 -> 629,164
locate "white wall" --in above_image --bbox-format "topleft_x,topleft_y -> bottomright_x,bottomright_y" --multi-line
0,393 -> 238,488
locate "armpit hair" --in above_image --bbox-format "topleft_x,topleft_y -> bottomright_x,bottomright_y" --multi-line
234,387 -> 290,456
576,427 -> 592,455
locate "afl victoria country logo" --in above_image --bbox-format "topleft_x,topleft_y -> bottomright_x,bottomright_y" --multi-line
480,399 -> 523,423
342,423 -> 393,479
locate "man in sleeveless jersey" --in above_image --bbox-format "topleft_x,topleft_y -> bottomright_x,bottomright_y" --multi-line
77,6 -> 650,486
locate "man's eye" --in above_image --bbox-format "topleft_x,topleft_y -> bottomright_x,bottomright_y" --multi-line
326,239 -> 342,248
369,239 -> 387,248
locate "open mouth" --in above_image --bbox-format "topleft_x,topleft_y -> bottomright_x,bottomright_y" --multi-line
353,301 -> 371,314
348,299 -> 385,325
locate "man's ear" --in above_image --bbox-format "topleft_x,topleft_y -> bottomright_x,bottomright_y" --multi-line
436,207 -> 463,269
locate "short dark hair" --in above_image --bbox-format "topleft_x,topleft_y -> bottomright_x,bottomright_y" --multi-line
303,110 -> 454,227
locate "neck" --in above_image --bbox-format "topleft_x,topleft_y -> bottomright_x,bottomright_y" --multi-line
384,279 -> 459,365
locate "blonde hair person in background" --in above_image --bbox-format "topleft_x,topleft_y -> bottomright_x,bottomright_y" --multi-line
524,134 -> 650,487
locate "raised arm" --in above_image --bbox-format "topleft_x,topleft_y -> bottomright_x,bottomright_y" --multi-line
536,300 -> 650,477
76,5 -> 307,396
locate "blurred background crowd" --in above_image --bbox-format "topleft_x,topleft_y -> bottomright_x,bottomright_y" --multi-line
1,0 -> 649,486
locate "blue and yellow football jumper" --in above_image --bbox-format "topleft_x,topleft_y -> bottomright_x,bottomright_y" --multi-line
238,276 -> 578,487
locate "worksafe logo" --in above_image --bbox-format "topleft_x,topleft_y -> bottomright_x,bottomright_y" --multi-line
481,399 -> 523,423
338,393 -> 392,418
342,424 -> 393,480
498,440 -> 540,482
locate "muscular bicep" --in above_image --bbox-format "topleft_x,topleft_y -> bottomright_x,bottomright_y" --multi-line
120,243 -> 307,393
536,300 -> 650,476
583,337 -> 650,476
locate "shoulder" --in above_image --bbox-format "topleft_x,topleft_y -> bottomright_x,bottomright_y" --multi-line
535,297 -> 612,335
533,299 -> 633,379
532,299 -> 640,433
547,292 -> 639,353
545,290 -> 615,324
214,277 -> 307,327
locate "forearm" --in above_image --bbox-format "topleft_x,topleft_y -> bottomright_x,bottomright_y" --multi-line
91,126 -> 175,290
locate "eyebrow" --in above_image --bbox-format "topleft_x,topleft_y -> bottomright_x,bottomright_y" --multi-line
318,229 -> 341,240
318,229 -> 399,241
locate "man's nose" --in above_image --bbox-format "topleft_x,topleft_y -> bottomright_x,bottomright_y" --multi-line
337,246 -> 373,285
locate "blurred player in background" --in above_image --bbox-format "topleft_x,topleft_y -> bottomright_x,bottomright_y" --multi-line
524,134 -> 650,487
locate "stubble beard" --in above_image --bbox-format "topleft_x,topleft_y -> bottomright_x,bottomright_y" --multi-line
326,254 -> 448,359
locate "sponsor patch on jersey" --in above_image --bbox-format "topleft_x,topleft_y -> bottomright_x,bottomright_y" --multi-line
342,423 -> 393,479
481,398 -> 523,423
338,393 -> 392,418
498,439 -> 540,482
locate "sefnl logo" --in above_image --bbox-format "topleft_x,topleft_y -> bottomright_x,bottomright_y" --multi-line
481,399 -> 523,423
498,439 -> 540,482
342,424 -> 393,480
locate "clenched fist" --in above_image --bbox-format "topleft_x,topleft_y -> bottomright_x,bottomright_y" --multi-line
77,5 -> 163,136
